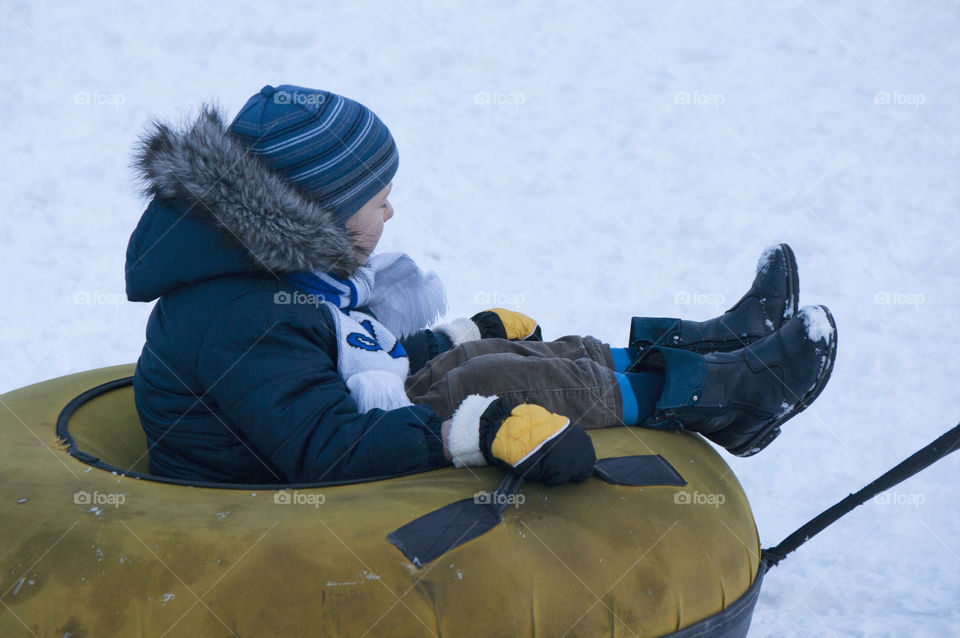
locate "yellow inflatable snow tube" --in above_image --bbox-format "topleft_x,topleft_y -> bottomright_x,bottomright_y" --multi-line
0,364 -> 761,638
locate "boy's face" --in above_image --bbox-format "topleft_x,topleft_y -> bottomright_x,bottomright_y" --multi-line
346,182 -> 393,265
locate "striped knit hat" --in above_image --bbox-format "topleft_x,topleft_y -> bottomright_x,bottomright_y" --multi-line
228,84 -> 398,225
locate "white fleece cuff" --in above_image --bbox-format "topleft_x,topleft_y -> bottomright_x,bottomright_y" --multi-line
345,370 -> 414,413
448,394 -> 500,468
433,317 -> 482,347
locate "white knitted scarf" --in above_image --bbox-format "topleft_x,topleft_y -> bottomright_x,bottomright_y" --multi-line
318,252 -> 448,413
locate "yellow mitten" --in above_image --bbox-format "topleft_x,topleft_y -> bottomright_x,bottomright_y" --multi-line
470,308 -> 542,341
490,404 -> 572,466
447,395 -> 595,485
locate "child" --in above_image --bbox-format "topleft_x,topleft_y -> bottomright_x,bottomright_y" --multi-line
126,84 -> 836,486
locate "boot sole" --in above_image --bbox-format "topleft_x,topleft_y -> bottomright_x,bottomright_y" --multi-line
728,305 -> 837,457
781,243 -> 800,320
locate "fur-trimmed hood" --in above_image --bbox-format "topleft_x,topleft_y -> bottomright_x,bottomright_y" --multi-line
125,106 -> 359,302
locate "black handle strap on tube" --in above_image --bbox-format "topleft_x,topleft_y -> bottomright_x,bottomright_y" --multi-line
762,421 -> 960,568
387,455 -> 689,568
492,473 -> 524,515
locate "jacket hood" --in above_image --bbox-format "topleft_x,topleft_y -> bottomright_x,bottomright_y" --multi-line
126,105 -> 359,302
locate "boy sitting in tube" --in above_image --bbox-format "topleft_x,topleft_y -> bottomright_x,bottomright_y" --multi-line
126,84 -> 836,485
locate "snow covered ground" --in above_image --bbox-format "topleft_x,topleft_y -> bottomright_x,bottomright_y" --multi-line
1,1 -> 957,635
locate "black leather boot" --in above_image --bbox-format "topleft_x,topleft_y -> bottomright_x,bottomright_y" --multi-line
628,244 -> 799,359
640,305 -> 837,456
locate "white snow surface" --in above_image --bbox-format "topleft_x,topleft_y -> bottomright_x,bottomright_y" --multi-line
1,2 -> 958,636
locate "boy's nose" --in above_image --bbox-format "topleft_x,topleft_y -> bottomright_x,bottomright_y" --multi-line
384,203 -> 394,221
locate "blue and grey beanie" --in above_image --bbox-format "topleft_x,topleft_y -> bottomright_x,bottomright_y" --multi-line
228,84 -> 398,225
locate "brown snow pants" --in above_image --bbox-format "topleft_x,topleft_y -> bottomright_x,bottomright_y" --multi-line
404,336 -> 624,429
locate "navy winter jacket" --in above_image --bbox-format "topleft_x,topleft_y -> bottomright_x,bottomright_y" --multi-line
125,108 -> 452,484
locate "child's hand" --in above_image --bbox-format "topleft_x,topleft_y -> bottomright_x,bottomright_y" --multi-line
471,308 -> 542,341
445,395 -> 596,485
433,309 -> 542,348
481,400 -> 595,485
